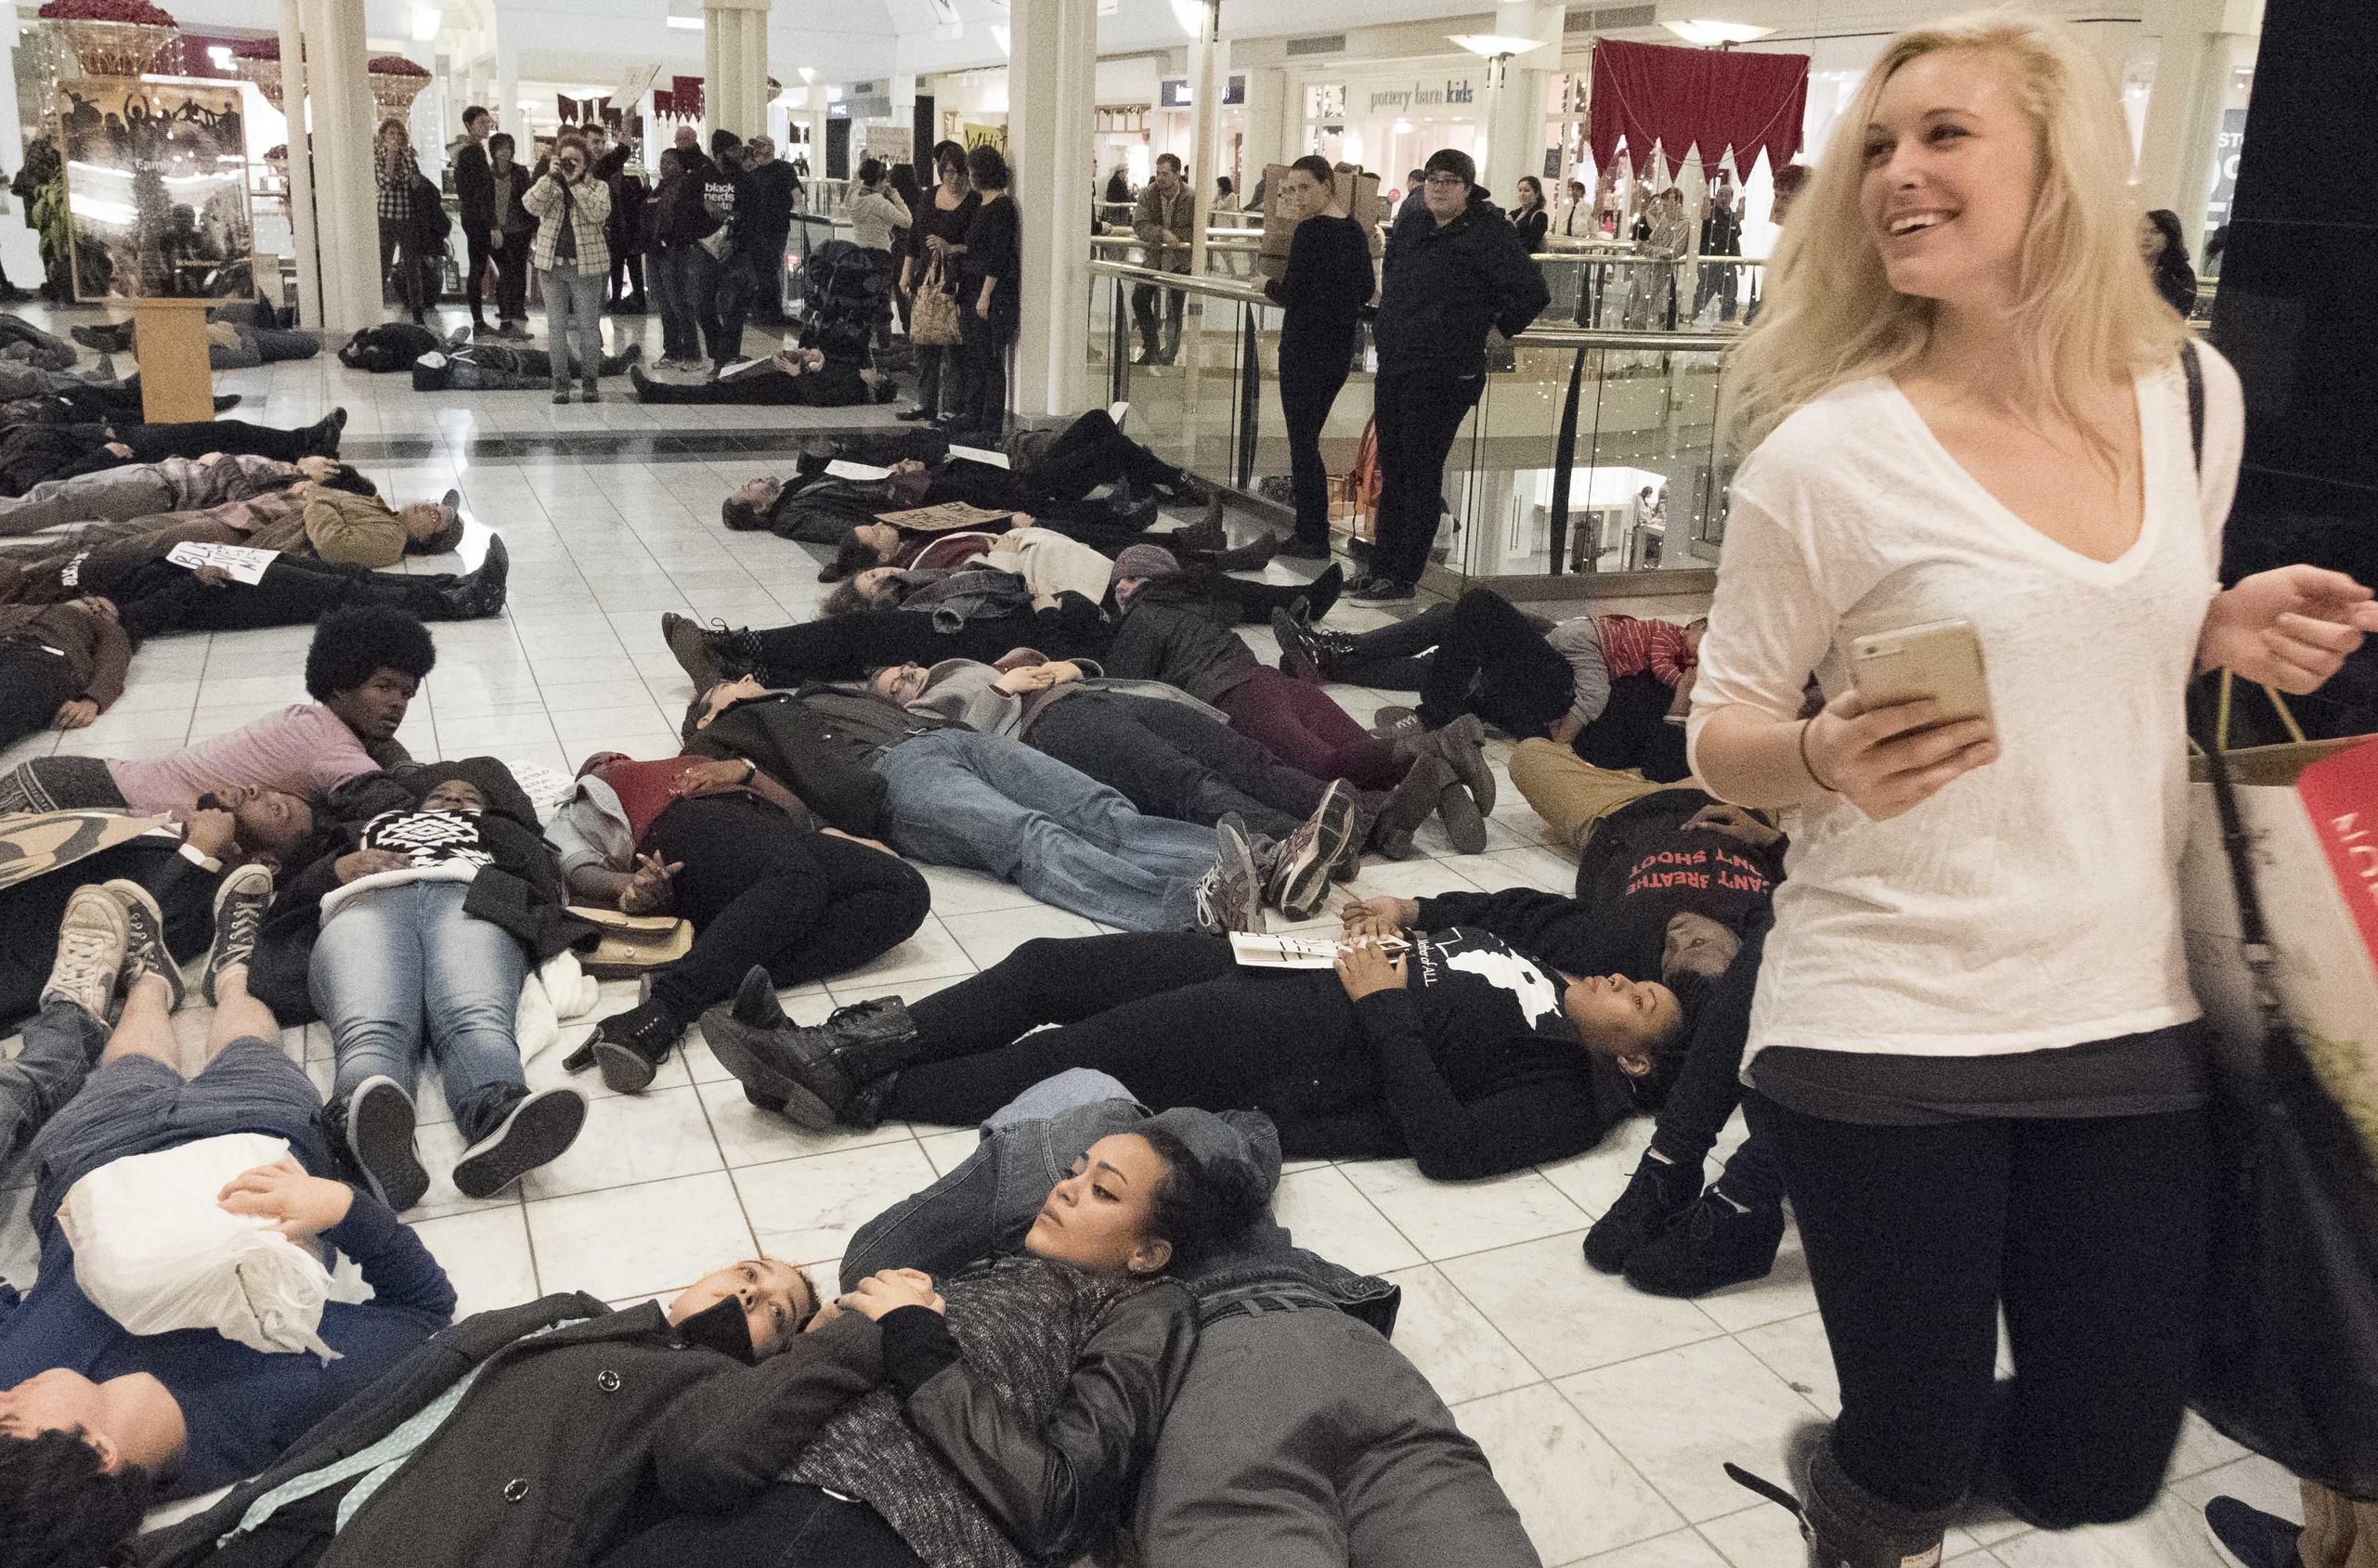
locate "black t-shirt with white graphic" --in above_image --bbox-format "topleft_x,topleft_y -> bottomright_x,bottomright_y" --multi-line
357,809 -> 492,871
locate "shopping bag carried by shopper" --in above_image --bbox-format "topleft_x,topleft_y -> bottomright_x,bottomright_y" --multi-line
910,257 -> 962,346
2182,673 -> 2378,1501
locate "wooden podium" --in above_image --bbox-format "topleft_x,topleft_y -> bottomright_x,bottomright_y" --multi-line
131,297 -> 217,424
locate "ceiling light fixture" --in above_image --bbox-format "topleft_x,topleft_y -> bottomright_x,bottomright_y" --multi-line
1447,32 -> 1551,59
1658,19 -> 1776,46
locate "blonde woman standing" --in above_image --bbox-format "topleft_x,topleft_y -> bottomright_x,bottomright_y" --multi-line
374,119 -> 424,323
1688,15 -> 2378,1566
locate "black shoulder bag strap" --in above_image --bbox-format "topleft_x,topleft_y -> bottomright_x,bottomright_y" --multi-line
2182,339 -> 2205,476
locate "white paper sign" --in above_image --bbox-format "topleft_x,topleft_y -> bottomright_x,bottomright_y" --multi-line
825,460 -> 892,482
1228,932 -> 1410,969
164,541 -> 278,585
945,444 -> 1010,470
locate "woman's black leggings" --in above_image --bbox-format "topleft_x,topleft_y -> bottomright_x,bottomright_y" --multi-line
643,797 -> 931,1021
1750,1092 -> 2212,1528
1279,356 -> 1352,550
890,932 -> 1356,1125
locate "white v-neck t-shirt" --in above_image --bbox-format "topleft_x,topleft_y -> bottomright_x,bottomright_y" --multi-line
1688,345 -> 2245,1065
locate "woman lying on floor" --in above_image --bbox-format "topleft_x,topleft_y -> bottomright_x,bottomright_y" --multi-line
547,746 -> 930,1092
824,539 -> 1329,639
628,345 -> 897,406
141,1115 -> 1265,1568
708,925 -> 1696,1182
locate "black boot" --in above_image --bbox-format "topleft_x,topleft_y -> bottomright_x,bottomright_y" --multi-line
1728,1424 -> 1953,1568
2203,1497 -> 2305,1568
700,966 -> 919,1130
588,997 -> 685,1094
1369,755 -> 1451,859
433,535 -> 509,619
1622,1179 -> 1787,1297
1272,608 -> 1355,684
1581,1149 -> 1702,1273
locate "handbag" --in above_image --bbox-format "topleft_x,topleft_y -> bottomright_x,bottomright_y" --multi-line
2182,675 -> 2378,1500
698,223 -> 734,262
566,904 -> 693,978
910,257 -> 963,346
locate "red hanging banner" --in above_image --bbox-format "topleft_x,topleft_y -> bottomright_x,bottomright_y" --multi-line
1586,38 -> 1809,179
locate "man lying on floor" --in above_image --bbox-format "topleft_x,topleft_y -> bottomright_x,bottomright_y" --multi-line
72,300 -> 316,370
0,409 -> 347,499
135,1102 -> 1269,1568
548,746 -> 930,1092
0,455 -> 374,557
410,342 -> 640,391
682,673 -> 1309,937
0,880 -> 457,1551
835,1069 -> 1544,1568
629,345 -> 894,406
0,606 -> 435,820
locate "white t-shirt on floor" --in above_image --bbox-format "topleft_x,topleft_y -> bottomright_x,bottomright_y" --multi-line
1688,344 -> 2245,1067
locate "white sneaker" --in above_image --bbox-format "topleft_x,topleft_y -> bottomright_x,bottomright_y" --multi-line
43,886 -> 129,1020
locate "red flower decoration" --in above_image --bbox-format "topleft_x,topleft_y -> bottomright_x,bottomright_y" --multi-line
367,53 -> 430,76
229,35 -> 279,59
37,0 -> 178,24
263,143 -> 288,161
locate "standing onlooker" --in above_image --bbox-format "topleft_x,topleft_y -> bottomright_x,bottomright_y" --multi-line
597,132 -> 649,313
2140,207 -> 2197,317
1510,175 -> 1550,253
1556,177 -> 1592,240
1693,16 -> 2378,1565
1396,168 -> 1427,223
897,140 -> 979,424
1358,149 -> 1548,603
1264,155 -> 1375,563
373,119 -> 425,324
955,143 -> 1020,442
1130,153 -> 1194,365
734,135 -> 801,324
650,145 -> 721,375
451,106 -> 498,337
1103,163 -> 1132,218
696,136 -> 747,367
885,162 -> 921,338
521,132 -> 612,404
1693,186 -> 1745,323
485,134 -> 535,337
847,158 -> 910,347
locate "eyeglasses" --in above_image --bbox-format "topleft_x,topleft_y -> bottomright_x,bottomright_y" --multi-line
1423,175 -> 1469,189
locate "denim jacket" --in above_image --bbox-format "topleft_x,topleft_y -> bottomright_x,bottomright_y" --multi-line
841,1075 -> 1401,1335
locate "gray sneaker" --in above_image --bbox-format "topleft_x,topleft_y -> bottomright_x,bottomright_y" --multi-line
451,1087 -> 588,1199
344,1075 -> 429,1212
201,862 -> 274,1004
1192,815 -> 1266,936
101,878 -> 182,1011
1267,781 -> 1360,920
44,886 -> 129,1021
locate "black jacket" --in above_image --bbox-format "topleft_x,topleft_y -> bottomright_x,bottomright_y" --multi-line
135,1296 -> 888,1568
650,160 -> 721,251
338,321 -> 441,373
1092,599 -> 1262,706
682,690 -> 897,836
407,171 -> 450,254
453,140 -> 494,231
1374,189 -> 1549,379
735,158 -> 801,246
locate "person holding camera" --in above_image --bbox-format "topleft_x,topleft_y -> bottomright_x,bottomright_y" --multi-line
522,132 -> 613,405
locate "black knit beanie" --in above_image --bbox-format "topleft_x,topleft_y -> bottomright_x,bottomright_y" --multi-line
1423,149 -> 1476,188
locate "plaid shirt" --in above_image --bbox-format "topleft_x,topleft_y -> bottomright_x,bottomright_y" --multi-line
375,151 -> 413,222
522,173 -> 612,276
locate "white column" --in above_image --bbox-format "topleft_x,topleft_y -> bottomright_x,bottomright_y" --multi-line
493,28 -> 518,149
303,0 -> 383,330
1241,66 -> 1287,190
2134,0 -> 2246,256
1008,0 -> 1098,418
1186,2 -> 1221,279
1483,0 -> 1563,201
279,0 -> 324,328
0,12 -> 39,288
700,0 -> 770,143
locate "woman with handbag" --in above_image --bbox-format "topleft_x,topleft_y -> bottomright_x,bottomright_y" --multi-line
1688,17 -> 2378,1567
897,140 -> 977,424
548,750 -> 930,1094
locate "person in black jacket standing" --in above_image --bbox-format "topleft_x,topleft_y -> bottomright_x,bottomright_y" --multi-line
1358,149 -> 1549,603
1264,156 -> 1374,562
955,144 -> 1020,442
452,106 -> 498,335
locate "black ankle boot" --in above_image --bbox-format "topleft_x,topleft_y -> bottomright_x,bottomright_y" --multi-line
1582,1150 -> 1703,1273
1728,1424 -> 1952,1568
589,998 -> 685,1094
700,966 -> 919,1130
1622,1181 -> 1787,1297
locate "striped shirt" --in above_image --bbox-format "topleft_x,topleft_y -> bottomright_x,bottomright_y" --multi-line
1593,614 -> 1691,685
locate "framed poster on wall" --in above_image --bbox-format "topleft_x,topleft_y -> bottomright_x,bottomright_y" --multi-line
55,77 -> 252,302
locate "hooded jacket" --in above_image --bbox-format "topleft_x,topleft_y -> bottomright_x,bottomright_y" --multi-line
679,689 -> 896,836
1374,188 -> 1550,379
903,654 -> 1226,744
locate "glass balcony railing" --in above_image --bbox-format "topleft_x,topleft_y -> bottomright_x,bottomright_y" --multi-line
1087,256 -> 1733,596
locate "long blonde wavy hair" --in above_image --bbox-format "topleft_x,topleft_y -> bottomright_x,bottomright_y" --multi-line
1720,11 -> 2188,460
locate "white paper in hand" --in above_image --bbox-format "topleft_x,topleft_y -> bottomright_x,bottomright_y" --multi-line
164,541 -> 279,585
58,1133 -> 340,1360
945,444 -> 1010,470
825,460 -> 893,481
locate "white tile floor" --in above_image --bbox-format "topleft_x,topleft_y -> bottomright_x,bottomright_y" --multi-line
0,303 -> 2291,1565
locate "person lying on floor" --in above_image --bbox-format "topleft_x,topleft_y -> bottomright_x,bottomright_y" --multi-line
38,537 -> 506,646
546,746 -> 930,1092
0,605 -> 435,819
0,481 -> 465,615
707,920 -> 1695,1181
629,345 -> 894,407
0,355 -> 136,407
658,597 -> 1113,696
867,650 -> 1436,872
794,477 -> 1222,580
0,309 -> 80,369
70,297 -> 299,361
136,1129 -> 1262,1568
0,793 -> 309,1034
1344,784 -> 1789,1296
0,454 -> 373,557
683,673 -> 1281,938
832,1069 -> 1544,1568
593,1110 -> 1266,1568
821,526 -> 1131,624
1092,582 -> 1498,850
0,878 -> 456,1551
0,595 -> 127,756
245,763 -> 592,1212
0,408 -> 346,499
409,341 -> 641,391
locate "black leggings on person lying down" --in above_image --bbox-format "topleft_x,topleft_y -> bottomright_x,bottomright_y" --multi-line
110,556 -> 477,641
602,1481 -> 922,1568
887,932 -> 1362,1130
640,796 -> 931,1020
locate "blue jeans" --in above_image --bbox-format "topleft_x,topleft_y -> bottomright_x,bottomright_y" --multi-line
876,730 -> 1215,931
540,266 -> 605,385
659,245 -> 716,363
309,881 -> 530,1142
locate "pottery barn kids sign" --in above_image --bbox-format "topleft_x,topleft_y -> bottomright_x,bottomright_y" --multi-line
1361,77 -> 1477,113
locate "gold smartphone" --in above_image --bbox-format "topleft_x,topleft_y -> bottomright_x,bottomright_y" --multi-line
1850,618 -> 1995,729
